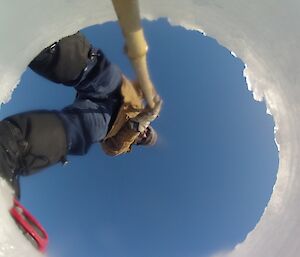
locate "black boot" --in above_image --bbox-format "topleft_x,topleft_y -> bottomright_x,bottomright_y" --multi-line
0,111 -> 68,199
0,121 -> 23,199
5,111 -> 68,175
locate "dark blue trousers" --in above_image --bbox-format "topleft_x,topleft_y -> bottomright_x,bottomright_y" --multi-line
58,49 -> 123,155
30,37 -> 123,155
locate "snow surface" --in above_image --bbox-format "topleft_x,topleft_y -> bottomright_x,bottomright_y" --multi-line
1,0 -> 299,256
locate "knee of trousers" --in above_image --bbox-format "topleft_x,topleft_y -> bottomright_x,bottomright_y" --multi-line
4,111 -> 68,176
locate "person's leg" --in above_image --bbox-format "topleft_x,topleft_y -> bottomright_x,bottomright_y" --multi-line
29,32 -> 123,99
29,32 -> 91,85
58,94 -> 121,155
74,48 -> 123,100
0,121 -> 23,198
0,111 -> 68,198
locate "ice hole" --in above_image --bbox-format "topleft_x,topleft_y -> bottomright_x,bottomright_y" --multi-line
0,19 -> 279,257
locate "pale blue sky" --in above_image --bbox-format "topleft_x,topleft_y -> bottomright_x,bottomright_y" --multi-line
0,19 -> 278,257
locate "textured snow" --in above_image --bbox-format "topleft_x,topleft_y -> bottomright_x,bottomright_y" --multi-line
0,179 -> 43,257
0,0 -> 299,256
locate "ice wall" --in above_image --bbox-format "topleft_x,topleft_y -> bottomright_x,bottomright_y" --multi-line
1,0 -> 299,256
0,179 -> 44,257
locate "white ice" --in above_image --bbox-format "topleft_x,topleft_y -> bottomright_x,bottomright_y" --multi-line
1,0 -> 300,256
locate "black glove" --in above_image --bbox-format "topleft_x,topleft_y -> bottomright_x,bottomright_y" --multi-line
131,96 -> 162,132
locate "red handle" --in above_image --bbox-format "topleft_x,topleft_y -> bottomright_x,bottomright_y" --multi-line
10,198 -> 48,253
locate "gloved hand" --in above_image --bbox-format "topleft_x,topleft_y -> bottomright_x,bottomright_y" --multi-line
131,96 -> 162,132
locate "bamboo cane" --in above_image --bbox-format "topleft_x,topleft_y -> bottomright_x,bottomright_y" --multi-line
111,0 -> 158,108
